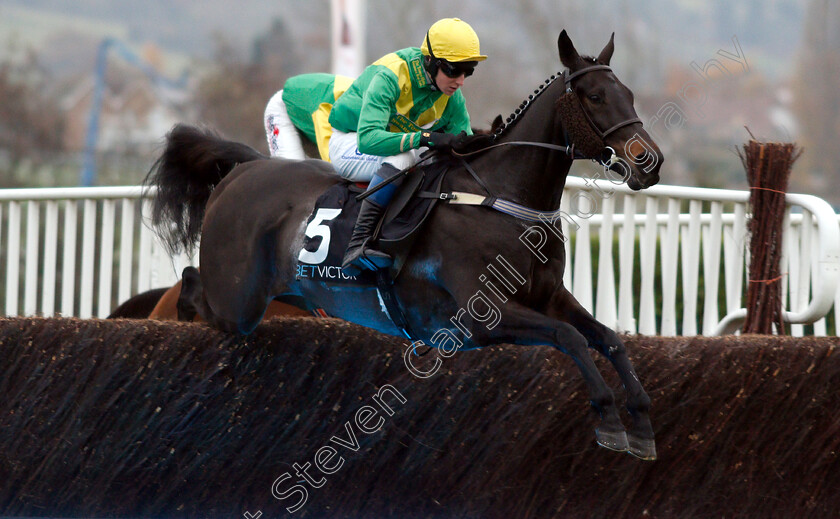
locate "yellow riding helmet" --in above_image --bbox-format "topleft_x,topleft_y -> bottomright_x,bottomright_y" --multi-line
420,18 -> 487,62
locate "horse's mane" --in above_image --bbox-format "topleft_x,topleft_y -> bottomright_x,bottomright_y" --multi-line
492,56 -> 603,138
493,73 -> 562,137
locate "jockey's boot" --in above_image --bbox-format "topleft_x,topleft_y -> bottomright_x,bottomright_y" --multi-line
341,163 -> 402,276
341,199 -> 391,276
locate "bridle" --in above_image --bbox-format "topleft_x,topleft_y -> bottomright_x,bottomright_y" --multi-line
562,64 -> 642,140
476,63 -> 643,166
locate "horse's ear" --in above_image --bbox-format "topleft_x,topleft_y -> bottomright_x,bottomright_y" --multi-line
558,30 -> 582,69
597,32 -> 615,65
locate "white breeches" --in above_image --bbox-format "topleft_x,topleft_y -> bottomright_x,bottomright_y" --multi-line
328,129 -> 421,182
264,90 -> 306,160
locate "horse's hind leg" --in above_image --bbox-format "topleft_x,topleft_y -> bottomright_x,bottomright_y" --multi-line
177,266 -> 265,333
549,288 -> 656,460
177,267 -> 201,321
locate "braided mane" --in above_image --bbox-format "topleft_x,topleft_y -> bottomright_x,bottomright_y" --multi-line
493,56 -> 601,138
493,73 -> 562,137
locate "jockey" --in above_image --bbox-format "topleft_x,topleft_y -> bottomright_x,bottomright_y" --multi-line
264,73 -> 353,160
331,18 -> 492,275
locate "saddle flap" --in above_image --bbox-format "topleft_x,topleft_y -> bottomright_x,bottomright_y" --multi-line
377,161 -> 449,275
380,160 -> 449,242
380,166 -> 426,232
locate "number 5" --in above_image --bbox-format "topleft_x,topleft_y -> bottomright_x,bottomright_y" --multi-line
298,208 -> 341,264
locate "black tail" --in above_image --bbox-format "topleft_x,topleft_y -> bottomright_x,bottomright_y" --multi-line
144,124 -> 266,255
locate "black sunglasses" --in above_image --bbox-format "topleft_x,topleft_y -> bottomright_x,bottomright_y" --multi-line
425,31 -> 477,78
437,59 -> 476,78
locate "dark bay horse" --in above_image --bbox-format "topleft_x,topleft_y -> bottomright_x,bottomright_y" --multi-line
146,31 -> 664,459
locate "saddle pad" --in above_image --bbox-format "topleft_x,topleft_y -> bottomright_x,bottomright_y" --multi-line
296,183 -> 373,285
295,160 -> 449,285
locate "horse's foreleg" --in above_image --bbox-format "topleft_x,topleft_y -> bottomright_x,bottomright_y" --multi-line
548,288 -> 656,460
467,303 -> 628,453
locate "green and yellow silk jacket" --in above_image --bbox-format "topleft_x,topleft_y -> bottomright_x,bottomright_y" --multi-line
328,47 -> 473,157
281,73 -> 353,161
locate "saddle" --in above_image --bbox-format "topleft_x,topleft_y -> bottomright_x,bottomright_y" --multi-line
295,159 -> 451,286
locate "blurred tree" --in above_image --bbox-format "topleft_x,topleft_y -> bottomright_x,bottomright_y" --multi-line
792,0 -> 840,196
0,46 -> 65,187
253,17 -> 302,78
194,23 -> 294,152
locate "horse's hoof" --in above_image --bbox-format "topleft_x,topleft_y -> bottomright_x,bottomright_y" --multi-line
627,434 -> 657,460
595,428 -> 629,452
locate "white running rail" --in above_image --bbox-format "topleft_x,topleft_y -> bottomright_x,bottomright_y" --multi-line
559,176 -> 840,336
0,181 -> 838,336
0,186 -> 194,319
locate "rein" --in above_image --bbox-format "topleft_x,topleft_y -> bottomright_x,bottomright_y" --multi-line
362,65 -> 638,222
454,140 -> 575,157
437,63 -> 642,223
436,64 -> 643,223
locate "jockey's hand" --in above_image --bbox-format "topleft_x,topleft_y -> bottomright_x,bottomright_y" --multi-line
451,132 -> 495,153
420,131 -> 495,154
419,131 -> 457,152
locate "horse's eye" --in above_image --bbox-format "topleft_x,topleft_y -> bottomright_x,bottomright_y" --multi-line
588,94 -> 602,104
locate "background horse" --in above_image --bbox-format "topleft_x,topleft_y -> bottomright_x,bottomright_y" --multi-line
107,287 -> 169,319
107,282 -> 310,320
149,278 -> 311,320
147,31 -> 664,459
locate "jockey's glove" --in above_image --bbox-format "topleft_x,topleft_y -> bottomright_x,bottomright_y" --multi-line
420,131 -> 495,154
419,131 -> 457,152
453,132 -> 495,153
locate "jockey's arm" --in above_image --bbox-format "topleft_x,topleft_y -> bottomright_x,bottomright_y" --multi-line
356,73 -> 422,157
356,73 -> 475,157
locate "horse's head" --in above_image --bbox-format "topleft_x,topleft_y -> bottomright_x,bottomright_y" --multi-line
557,30 -> 663,190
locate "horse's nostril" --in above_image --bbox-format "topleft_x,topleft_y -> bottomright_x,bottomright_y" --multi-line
635,151 -> 657,172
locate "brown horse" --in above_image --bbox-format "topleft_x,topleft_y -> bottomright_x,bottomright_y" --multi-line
146,31 -> 663,459
149,280 -> 311,320
107,287 -> 169,319
108,283 -> 310,320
